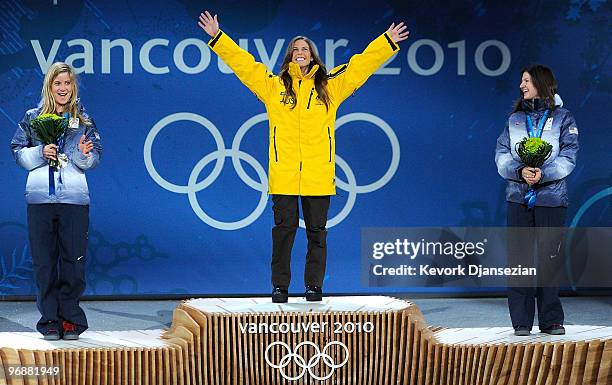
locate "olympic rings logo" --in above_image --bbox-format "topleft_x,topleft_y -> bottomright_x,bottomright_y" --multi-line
144,112 -> 400,230
264,341 -> 349,381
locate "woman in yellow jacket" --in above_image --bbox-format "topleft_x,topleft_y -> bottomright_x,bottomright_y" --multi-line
198,10 -> 409,303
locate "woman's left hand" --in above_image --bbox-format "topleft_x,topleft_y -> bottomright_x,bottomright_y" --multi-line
78,135 -> 93,156
531,168 -> 542,184
525,168 -> 542,185
387,22 -> 410,43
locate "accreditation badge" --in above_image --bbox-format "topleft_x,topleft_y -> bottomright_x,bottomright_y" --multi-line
69,117 -> 80,129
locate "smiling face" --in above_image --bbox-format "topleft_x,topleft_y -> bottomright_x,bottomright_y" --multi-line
520,71 -> 539,100
51,71 -> 73,111
291,39 -> 313,70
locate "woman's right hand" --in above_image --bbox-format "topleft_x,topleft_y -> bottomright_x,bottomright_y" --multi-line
521,167 -> 538,185
43,144 -> 57,161
198,11 -> 219,38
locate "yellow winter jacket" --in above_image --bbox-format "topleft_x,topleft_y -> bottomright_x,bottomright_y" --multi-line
208,30 -> 399,195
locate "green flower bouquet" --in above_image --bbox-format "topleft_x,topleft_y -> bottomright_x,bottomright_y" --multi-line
30,114 -> 69,169
515,137 -> 553,208
515,137 -> 553,168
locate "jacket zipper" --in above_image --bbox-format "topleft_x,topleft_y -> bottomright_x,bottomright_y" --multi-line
273,126 -> 278,162
307,88 -> 314,109
298,80 -> 303,190
327,127 -> 332,162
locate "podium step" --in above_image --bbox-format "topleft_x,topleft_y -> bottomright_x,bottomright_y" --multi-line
1,296 -> 610,384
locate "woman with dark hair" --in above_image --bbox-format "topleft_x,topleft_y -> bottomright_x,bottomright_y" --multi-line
495,64 -> 579,336
198,10 -> 409,303
10,62 -> 102,340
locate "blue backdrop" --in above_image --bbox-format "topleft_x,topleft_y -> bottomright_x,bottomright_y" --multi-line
1,0 -> 610,296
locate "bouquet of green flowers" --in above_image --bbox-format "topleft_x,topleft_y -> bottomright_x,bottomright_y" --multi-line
30,114 -> 68,169
515,137 -> 553,168
515,137 -> 553,208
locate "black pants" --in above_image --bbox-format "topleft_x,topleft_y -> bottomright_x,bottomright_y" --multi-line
28,204 -> 89,335
506,202 -> 566,330
271,195 -> 330,288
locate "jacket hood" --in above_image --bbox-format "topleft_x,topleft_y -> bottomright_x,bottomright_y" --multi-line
521,93 -> 563,112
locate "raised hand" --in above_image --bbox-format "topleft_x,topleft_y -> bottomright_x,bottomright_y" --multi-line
78,135 -> 93,156
198,11 -> 219,38
387,22 -> 410,43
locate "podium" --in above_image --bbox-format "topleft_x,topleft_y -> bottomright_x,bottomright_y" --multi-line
1,296 -> 610,384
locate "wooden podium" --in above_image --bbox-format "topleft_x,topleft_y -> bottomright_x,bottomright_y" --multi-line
1,296 -> 610,384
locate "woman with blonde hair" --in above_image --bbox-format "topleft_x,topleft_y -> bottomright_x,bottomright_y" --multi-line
198,11 -> 409,303
10,62 -> 102,340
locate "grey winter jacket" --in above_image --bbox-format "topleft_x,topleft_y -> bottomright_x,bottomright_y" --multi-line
10,106 -> 102,205
495,97 -> 579,207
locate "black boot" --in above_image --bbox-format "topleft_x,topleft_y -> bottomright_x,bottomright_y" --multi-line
272,286 -> 288,303
540,324 -> 565,335
305,286 -> 323,302
42,328 -> 60,341
514,326 -> 531,336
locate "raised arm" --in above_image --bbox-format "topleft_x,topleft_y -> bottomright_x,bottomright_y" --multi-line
327,22 -> 409,104
72,116 -> 102,171
198,11 -> 274,103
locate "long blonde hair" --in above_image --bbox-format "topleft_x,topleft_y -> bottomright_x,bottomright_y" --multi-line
40,62 -> 90,125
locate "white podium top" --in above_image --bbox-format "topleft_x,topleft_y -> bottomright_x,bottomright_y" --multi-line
0,329 -> 167,350
183,296 -> 412,314
434,325 -> 612,345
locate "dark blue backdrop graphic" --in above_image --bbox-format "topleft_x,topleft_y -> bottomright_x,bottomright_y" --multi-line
0,0 -> 610,296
